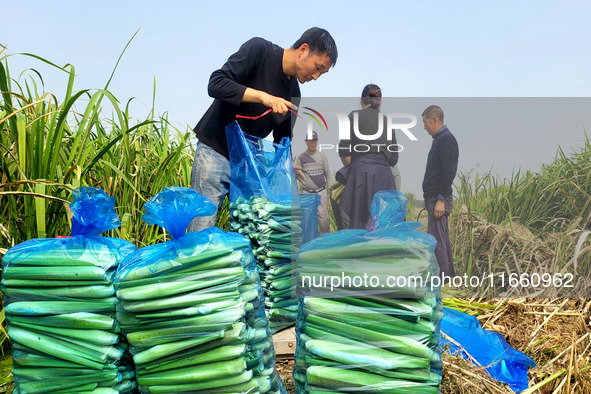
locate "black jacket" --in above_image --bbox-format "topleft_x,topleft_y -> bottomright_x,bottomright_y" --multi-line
422,126 -> 459,199
338,106 -> 399,167
194,37 -> 300,159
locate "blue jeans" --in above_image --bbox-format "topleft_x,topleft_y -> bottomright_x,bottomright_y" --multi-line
188,140 -> 230,232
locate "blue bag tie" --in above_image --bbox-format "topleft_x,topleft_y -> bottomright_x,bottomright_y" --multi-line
142,187 -> 215,240
70,186 -> 121,236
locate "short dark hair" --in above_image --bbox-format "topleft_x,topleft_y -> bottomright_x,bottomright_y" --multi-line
292,27 -> 338,67
422,105 -> 444,122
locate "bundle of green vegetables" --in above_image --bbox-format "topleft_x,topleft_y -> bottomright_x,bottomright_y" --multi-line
293,191 -> 443,393
226,122 -> 303,333
1,187 -> 138,394
229,195 -> 302,333
114,187 -> 286,393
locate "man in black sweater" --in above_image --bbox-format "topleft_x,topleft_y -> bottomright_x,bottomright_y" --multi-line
421,105 -> 459,277
189,27 -> 338,231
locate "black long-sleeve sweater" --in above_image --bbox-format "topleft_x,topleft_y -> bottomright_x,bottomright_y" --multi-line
194,37 -> 301,159
422,126 -> 459,200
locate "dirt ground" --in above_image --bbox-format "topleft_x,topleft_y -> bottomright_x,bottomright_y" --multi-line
277,358 -> 296,393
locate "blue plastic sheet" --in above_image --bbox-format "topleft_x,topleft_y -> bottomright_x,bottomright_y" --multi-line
297,190 -> 440,299
226,121 -> 302,333
441,307 -> 536,392
142,186 -> 215,240
371,189 -> 407,229
226,121 -> 299,205
4,185 -> 135,279
299,193 -> 321,244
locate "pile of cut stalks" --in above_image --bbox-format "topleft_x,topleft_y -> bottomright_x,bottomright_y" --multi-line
441,297 -> 590,394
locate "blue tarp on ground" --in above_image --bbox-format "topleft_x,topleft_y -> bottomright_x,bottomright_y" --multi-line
440,307 -> 536,392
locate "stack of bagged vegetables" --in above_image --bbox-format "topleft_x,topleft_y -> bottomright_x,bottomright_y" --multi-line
227,121 -> 302,333
1,187 -> 137,393
114,187 -> 286,393
229,195 -> 301,333
294,191 -> 443,393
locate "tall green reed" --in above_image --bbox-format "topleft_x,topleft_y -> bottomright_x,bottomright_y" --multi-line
452,137 -> 591,288
0,39 -> 215,376
455,136 -> 591,234
0,49 -> 194,250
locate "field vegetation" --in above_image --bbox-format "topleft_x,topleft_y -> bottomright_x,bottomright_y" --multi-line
439,138 -> 591,392
1,47 -> 590,393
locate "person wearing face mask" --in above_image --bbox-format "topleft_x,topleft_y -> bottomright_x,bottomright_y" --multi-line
189,27 -> 338,231
337,84 -> 398,230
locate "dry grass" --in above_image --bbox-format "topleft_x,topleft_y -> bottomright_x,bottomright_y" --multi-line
450,206 -> 591,299
276,297 -> 591,393
441,352 -> 513,393
438,192 -> 591,393
440,298 -> 591,394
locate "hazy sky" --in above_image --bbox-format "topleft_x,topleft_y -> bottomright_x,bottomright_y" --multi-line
3,1 -> 591,196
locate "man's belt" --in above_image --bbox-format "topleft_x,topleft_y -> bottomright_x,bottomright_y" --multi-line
304,186 -> 325,193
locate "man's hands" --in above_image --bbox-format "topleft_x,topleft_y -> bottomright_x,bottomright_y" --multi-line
424,200 -> 445,219
262,93 -> 297,116
243,88 -> 302,180
294,165 -> 306,184
243,88 -> 298,116
434,200 -> 445,219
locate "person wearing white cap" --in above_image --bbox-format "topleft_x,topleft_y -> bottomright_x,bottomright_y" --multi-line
295,131 -> 333,233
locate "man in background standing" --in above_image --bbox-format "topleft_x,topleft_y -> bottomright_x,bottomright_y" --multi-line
421,105 -> 459,277
295,131 -> 332,233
